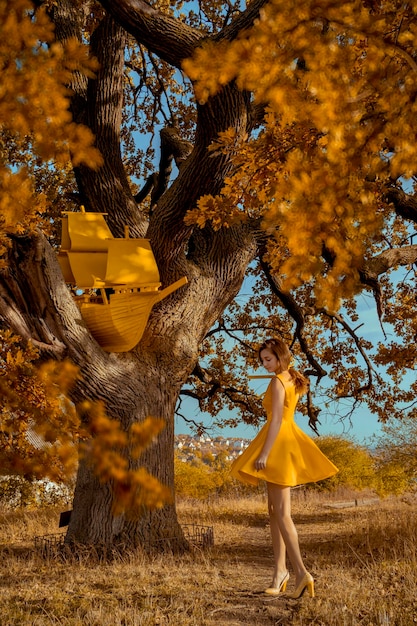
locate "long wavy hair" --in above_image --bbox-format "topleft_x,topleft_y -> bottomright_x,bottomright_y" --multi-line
258,337 -> 308,395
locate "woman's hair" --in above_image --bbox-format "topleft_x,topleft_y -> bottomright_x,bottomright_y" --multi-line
258,337 -> 308,395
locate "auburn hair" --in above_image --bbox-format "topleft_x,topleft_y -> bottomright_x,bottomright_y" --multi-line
258,337 -> 308,395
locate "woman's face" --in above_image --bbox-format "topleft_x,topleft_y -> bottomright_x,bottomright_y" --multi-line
260,348 -> 280,373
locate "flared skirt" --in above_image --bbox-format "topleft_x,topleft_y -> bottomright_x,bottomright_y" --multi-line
230,420 -> 338,487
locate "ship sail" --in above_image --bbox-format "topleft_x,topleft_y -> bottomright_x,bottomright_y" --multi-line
104,239 -> 161,289
58,210 -> 112,289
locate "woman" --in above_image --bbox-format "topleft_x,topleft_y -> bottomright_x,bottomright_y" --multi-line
231,337 -> 338,598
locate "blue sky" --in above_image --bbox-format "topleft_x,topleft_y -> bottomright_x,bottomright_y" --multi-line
175,284 -> 398,446
175,383 -> 384,445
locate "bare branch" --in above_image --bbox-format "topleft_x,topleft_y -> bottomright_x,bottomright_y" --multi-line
134,126 -> 193,212
175,396 -> 210,435
151,126 -> 194,210
358,244 -> 417,326
184,358 -> 261,424
319,309 -> 380,395
258,251 -> 327,381
218,0 -> 269,41
134,173 -> 158,205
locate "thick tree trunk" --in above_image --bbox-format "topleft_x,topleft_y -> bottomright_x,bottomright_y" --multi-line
66,366 -> 186,550
0,225 -> 256,551
65,224 -> 257,549
1,0 -> 260,551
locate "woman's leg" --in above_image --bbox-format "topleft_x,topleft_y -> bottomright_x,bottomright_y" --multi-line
267,482 -> 309,585
267,485 -> 287,588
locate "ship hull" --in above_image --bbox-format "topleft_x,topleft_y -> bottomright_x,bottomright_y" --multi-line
78,291 -> 162,352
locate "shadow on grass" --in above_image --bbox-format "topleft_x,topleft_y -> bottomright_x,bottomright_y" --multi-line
214,510 -> 268,527
213,507 -> 348,528
0,544 -> 34,561
211,505 -> 393,571
293,510 -> 349,525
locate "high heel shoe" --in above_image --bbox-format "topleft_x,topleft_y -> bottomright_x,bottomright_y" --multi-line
286,573 -> 315,599
264,571 -> 289,595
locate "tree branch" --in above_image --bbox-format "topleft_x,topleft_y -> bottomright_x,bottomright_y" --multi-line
363,245 -> 417,278
134,125 -> 193,213
150,126 -> 193,213
217,0 -> 269,42
98,0 -> 202,67
258,250 -> 327,381
83,14 -> 146,236
98,0 -> 269,68
185,366 -> 261,418
358,244 -> 417,323
44,0 -> 90,124
385,186 -> 417,224
319,309 -> 381,395
47,7 -> 146,236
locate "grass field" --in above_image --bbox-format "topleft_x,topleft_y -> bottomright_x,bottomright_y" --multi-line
0,489 -> 416,625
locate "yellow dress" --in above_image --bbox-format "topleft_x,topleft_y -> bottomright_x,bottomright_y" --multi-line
230,373 -> 339,487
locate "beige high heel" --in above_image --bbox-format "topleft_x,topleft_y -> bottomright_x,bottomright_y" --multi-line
286,573 -> 315,599
264,571 -> 290,595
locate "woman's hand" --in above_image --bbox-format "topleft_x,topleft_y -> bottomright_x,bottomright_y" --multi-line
255,452 -> 268,471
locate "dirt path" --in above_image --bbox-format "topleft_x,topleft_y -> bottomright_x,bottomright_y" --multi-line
201,499 -> 386,625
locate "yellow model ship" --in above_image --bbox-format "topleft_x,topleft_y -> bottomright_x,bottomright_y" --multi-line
58,208 -> 187,352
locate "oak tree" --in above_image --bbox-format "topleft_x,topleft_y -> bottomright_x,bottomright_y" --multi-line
1,0 -> 416,549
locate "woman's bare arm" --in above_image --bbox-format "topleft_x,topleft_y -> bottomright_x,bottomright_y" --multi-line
255,377 -> 285,470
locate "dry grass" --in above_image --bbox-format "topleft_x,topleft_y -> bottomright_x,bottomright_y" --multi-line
0,489 -> 416,625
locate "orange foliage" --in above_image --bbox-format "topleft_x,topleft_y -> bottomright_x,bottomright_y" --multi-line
0,0 -> 102,262
0,331 -> 170,513
79,405 -> 171,514
0,330 -> 80,482
184,0 -> 417,311
0,1 -> 172,515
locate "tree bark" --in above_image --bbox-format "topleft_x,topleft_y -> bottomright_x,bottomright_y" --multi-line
0,220 -> 256,549
0,0 -> 265,550
9,0 -> 414,551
